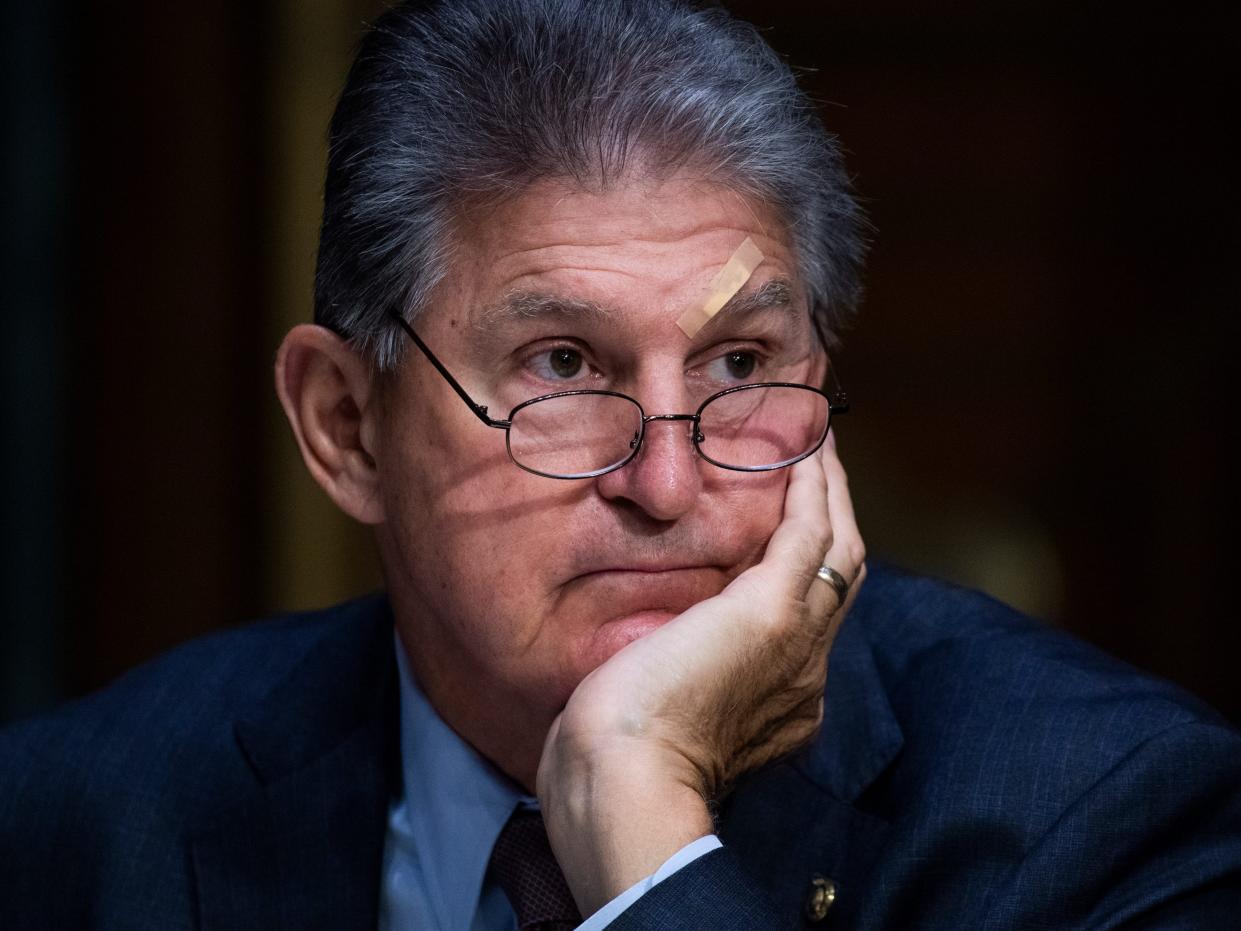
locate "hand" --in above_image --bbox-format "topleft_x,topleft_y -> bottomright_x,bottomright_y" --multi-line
536,434 -> 865,914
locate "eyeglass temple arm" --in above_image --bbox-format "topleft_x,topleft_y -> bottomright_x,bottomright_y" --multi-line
811,314 -> 849,416
387,310 -> 510,429
829,386 -> 849,415
825,363 -> 850,416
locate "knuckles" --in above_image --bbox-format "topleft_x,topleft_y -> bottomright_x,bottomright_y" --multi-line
815,521 -> 835,553
851,552 -> 868,583
849,540 -> 867,572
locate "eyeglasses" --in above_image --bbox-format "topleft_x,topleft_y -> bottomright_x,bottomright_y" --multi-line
388,311 -> 849,480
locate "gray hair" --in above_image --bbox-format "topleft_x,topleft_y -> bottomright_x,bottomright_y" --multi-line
315,0 -> 867,370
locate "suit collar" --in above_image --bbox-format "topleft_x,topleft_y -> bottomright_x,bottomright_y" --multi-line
191,594 -> 400,931
231,594 -> 398,786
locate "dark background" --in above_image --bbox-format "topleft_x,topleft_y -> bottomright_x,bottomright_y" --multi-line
3,1 -> 1237,726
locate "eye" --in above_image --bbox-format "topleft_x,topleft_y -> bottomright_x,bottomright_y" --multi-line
548,348 -> 583,379
526,345 -> 590,382
704,347 -> 759,384
697,348 -> 763,386
724,350 -> 757,380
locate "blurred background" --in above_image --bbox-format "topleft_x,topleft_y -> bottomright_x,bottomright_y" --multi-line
2,1 -> 1237,726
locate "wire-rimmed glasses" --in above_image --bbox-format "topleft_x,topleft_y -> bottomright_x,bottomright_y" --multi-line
388,311 -> 849,480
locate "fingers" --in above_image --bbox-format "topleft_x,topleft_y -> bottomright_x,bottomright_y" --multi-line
804,431 -> 865,620
822,433 -> 863,579
727,429 -> 864,621
751,435 -> 833,601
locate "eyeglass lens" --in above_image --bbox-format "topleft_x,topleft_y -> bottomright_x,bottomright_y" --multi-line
506,384 -> 829,479
697,385 -> 829,470
508,393 -> 643,479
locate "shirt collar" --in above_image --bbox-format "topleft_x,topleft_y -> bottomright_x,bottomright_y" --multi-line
393,636 -> 531,930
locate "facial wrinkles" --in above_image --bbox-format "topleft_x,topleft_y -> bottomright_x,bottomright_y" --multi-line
473,257 -> 800,367
459,182 -> 798,349
487,227 -> 787,297
477,185 -> 777,268
479,276 -> 793,331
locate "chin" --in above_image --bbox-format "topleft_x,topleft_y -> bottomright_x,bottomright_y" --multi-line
594,607 -> 677,657
527,608 -> 678,715
554,608 -> 675,695
543,566 -> 727,702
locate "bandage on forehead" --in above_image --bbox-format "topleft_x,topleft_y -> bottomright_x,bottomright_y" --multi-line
676,237 -> 765,339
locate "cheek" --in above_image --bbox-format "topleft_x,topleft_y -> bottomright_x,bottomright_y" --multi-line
382,402 -> 594,632
708,469 -> 789,570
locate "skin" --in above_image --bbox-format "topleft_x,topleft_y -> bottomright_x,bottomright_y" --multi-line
275,175 -> 866,915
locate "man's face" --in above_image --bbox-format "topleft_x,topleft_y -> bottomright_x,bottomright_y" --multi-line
374,176 -> 823,732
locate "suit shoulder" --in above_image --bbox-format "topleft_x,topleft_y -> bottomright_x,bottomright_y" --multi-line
855,565 -> 1235,805
859,563 -> 1223,729
0,593 -> 390,824
0,593 -> 392,924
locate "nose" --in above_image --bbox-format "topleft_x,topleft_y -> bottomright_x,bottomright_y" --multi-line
596,413 -> 704,521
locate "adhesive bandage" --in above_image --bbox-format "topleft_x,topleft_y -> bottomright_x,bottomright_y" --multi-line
675,237 -> 765,339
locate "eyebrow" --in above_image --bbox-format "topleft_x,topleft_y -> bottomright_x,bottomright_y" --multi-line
474,291 -> 613,331
715,277 -> 793,320
474,277 -> 795,333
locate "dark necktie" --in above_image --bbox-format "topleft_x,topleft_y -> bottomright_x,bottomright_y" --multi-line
488,808 -> 583,931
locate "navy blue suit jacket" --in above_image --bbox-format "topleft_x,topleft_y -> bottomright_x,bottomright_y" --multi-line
3,565 -> 1240,929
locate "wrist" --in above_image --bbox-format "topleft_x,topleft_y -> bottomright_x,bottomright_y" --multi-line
538,735 -> 714,915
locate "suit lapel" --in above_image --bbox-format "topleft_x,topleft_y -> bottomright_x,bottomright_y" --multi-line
720,602 -> 903,925
189,596 -> 400,931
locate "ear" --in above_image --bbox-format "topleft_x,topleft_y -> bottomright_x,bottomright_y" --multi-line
274,324 -> 385,524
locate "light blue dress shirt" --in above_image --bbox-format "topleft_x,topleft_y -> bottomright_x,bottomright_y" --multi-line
379,636 -> 721,930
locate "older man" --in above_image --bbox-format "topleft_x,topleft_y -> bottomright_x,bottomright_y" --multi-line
3,1 -> 1240,929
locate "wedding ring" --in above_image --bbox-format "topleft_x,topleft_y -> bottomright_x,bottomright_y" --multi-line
815,565 -> 849,600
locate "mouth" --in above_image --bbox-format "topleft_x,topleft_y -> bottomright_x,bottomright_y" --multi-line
564,565 -> 726,622
575,565 -> 709,578
558,563 -> 736,670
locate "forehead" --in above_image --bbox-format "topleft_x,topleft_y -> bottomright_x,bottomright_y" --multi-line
436,176 -> 802,336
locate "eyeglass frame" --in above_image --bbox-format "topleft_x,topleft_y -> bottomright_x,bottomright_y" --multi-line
386,309 -> 850,480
